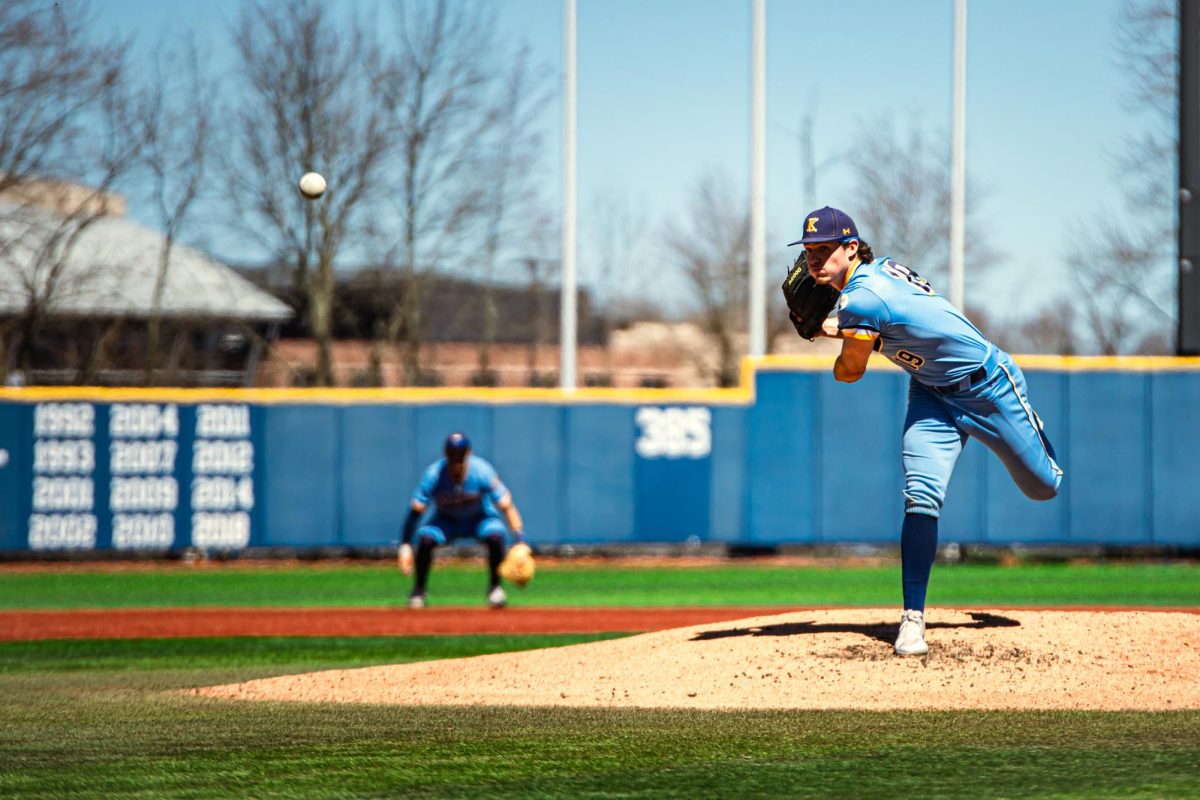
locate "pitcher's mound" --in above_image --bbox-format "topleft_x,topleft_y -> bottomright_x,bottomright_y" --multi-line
191,608 -> 1200,711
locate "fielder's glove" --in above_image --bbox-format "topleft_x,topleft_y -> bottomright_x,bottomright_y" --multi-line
781,251 -> 841,340
398,543 -> 414,576
498,542 -> 535,588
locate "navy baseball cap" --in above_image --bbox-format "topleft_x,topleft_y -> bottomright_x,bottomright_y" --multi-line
444,432 -> 471,461
787,206 -> 858,246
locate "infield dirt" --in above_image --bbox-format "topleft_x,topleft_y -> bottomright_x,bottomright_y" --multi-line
192,607 -> 1200,711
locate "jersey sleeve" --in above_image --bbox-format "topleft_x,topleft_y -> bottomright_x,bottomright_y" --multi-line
412,462 -> 440,506
837,286 -> 889,335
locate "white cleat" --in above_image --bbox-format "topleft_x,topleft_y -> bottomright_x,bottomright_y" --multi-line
407,592 -> 426,610
487,585 -> 507,609
894,609 -> 928,656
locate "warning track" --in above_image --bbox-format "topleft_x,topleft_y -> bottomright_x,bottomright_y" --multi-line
0,607 -> 790,640
0,606 -> 1194,641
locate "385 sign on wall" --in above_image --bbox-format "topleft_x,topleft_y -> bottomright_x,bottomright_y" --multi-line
634,406 -> 712,459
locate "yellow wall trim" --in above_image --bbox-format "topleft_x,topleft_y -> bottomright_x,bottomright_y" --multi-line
0,384 -> 752,406
3,353 -> 1198,405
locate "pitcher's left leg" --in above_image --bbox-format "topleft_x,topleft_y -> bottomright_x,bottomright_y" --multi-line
954,354 -> 1063,501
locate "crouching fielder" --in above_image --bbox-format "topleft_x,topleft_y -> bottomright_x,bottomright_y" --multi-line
398,432 -> 530,609
791,206 -> 1064,656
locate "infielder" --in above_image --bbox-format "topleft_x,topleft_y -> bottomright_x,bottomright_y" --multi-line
787,206 -> 1063,655
398,432 -> 530,609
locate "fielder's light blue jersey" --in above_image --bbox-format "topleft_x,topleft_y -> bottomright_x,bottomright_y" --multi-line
413,456 -> 510,523
837,257 -> 990,386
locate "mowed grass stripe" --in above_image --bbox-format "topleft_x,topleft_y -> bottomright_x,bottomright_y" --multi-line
1,698 -> 1197,799
2,562 -> 1198,609
0,633 -> 627,673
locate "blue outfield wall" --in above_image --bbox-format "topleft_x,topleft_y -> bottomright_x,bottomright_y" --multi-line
0,356 -> 1198,553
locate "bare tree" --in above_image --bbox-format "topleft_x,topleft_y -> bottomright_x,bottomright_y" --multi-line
0,1 -> 140,377
522,254 -> 556,386
1114,0 -> 1176,211
797,108 -> 819,210
999,304 -> 1079,356
0,2 -> 128,196
226,0 -> 391,386
765,247 -> 797,353
778,91 -> 843,213
473,44 -> 552,385
1067,219 -> 1171,354
376,0 -> 484,383
585,187 -> 664,330
662,172 -> 749,387
140,36 -> 213,383
375,0 -> 509,385
846,120 -> 1000,289
1061,0 -> 1176,354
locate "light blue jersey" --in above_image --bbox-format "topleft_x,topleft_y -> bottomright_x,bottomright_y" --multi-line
837,257 -> 990,387
413,455 -> 510,525
833,255 -> 1062,517
790,204 -> 1060,621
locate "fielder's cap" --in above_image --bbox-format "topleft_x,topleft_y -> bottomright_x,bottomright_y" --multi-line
787,206 -> 859,246
444,432 -> 471,461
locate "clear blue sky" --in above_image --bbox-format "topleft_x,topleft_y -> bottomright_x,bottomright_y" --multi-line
95,0 -> 1147,321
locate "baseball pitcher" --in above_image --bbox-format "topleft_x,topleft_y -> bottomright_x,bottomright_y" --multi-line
782,206 -> 1064,656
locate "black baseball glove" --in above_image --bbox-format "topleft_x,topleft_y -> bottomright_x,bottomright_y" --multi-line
781,251 -> 841,341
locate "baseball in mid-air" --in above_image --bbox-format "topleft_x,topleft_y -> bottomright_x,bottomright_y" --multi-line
298,171 -> 326,199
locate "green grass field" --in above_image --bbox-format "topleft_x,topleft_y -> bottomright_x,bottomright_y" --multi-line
3,560 -> 1198,608
2,560 -> 1198,798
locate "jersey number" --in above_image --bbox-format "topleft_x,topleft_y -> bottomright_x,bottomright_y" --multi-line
881,260 -> 934,295
895,350 -> 926,370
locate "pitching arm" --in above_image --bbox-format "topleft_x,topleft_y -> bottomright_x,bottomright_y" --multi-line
832,332 -> 879,383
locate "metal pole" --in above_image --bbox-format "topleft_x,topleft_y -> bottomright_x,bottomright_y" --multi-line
1180,0 -> 1200,354
561,0 -> 578,389
749,0 -> 767,356
949,0 -> 967,310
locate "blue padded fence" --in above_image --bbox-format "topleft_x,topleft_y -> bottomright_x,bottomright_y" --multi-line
1,357 -> 1197,553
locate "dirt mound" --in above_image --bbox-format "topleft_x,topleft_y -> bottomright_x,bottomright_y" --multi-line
191,608 -> 1200,711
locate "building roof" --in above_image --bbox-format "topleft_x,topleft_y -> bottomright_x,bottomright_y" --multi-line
0,202 -> 293,322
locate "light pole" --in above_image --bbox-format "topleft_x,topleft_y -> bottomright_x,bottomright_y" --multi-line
561,0 -> 578,389
949,0 -> 967,310
749,0 -> 767,357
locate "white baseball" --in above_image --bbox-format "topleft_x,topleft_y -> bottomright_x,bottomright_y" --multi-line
298,172 -> 326,199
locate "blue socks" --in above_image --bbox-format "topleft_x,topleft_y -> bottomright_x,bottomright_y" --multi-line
414,537 -> 435,593
901,513 -> 939,612
486,535 -> 505,590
